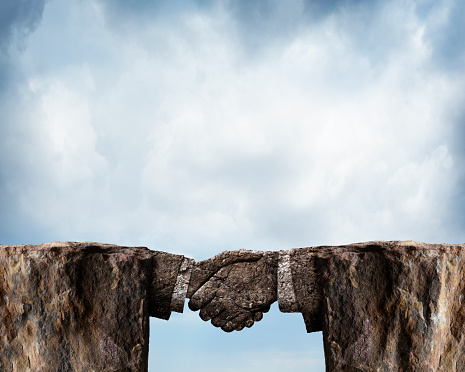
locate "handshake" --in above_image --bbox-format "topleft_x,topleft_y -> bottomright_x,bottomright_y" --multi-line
185,250 -> 279,332
152,247 -> 321,333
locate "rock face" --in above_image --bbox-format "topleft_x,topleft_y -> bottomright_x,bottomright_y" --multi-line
301,241 -> 465,372
2,240 -> 465,371
0,242 -> 154,372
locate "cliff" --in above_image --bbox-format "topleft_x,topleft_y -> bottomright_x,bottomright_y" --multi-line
1,241 -> 464,371
298,241 -> 465,371
0,242 -> 153,371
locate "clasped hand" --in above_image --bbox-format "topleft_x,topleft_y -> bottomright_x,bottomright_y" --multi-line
187,250 -> 278,332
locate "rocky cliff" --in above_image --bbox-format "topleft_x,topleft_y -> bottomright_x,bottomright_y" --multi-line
291,241 -> 465,371
0,242 -> 153,371
1,241 -> 464,371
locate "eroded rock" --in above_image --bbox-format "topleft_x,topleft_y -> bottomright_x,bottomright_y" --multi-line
0,242 -> 154,372
294,241 -> 465,371
2,240 -> 465,371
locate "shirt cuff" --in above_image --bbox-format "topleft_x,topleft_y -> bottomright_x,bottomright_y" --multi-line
170,257 -> 195,313
277,250 -> 300,313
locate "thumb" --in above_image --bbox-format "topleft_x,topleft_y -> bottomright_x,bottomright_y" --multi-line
187,250 -> 264,297
188,266 -> 230,311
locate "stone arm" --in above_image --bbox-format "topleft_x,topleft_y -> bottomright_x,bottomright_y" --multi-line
184,247 -> 324,332
148,249 -> 265,321
279,248 -> 323,333
148,251 -> 194,320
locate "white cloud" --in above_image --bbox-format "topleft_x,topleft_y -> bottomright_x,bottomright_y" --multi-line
27,69 -> 103,184
3,0 -> 462,251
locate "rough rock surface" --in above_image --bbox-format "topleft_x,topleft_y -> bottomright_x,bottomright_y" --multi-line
296,241 -> 465,372
3,240 -> 465,371
0,242 -> 154,372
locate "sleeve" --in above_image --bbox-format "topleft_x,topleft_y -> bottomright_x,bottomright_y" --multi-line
277,250 -> 300,313
148,251 -> 194,320
170,256 -> 195,313
289,247 -> 324,333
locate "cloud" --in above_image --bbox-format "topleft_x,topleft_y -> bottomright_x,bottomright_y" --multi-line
0,0 -> 45,94
91,0 -> 408,60
225,0 -> 381,50
92,0 -> 465,76
3,0 -> 463,252
0,0 -> 45,54
419,0 -> 465,71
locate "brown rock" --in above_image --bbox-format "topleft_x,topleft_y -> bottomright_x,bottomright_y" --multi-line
0,242 -> 170,372
4,240 -> 465,371
293,241 -> 465,371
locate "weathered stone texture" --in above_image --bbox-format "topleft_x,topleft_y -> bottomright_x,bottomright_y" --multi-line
0,242 -> 153,372
302,241 -> 465,372
188,250 -> 278,332
3,240 -> 465,371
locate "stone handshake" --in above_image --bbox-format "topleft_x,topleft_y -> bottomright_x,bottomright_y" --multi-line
185,250 -> 280,332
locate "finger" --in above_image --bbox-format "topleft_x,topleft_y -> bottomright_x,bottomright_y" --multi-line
211,310 -> 231,328
213,249 -> 264,266
253,312 -> 263,322
261,304 -> 271,313
223,312 -> 251,332
188,278 -> 219,311
221,322 -> 235,333
188,250 -> 267,297
211,305 -> 249,328
199,298 -> 225,321
244,318 -> 254,328
238,314 -> 259,330
221,314 -> 244,332
187,264 -> 232,298
196,250 -> 264,278
234,315 -> 252,331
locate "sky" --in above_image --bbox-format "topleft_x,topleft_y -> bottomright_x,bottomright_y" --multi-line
1,0 -> 465,370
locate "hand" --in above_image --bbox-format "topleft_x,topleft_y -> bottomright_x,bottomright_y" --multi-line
187,249 -> 264,297
188,250 -> 278,332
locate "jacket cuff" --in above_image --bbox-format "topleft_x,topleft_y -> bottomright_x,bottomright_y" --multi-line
288,247 -> 323,333
277,250 -> 300,312
149,251 -> 186,320
170,257 -> 195,313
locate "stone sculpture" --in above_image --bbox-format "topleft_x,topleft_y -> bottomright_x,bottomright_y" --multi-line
191,241 -> 465,371
0,242 -> 181,371
0,242 -> 252,370
1,241 -> 465,371
188,249 -> 278,331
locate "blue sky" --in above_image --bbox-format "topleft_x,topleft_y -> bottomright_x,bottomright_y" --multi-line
1,0 -> 464,370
